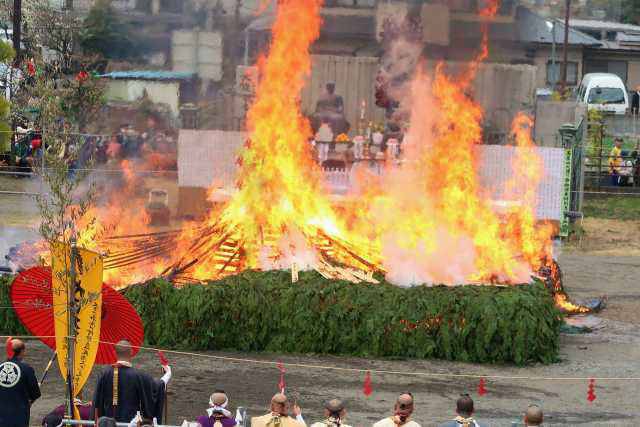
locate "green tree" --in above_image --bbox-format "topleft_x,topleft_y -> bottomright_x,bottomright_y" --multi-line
17,60 -> 105,250
0,0 -> 81,71
79,0 -> 134,60
0,39 -> 13,154
622,0 -> 640,24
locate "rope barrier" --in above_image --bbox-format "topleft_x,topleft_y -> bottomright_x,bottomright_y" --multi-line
0,166 -> 178,174
2,335 -> 639,383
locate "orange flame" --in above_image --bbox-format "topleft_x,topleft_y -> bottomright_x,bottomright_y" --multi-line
339,0 -> 554,285
23,0 -> 560,292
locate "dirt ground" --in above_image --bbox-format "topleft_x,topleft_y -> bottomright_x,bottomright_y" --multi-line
22,251 -> 640,426
2,177 -> 640,426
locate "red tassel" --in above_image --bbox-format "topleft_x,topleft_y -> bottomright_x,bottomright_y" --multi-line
5,337 -> 13,359
277,362 -> 286,393
477,377 -> 487,396
363,371 -> 373,397
587,379 -> 596,402
157,350 -> 169,367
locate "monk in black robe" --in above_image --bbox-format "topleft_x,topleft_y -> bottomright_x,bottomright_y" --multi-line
92,340 -> 171,423
0,339 -> 41,427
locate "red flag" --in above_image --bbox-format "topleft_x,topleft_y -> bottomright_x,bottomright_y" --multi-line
277,362 -> 286,393
75,70 -> 89,82
158,350 -> 169,367
5,337 -> 13,359
477,377 -> 487,396
587,379 -> 596,402
363,371 -> 372,397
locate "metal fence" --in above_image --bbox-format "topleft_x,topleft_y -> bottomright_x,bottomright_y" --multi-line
60,407 -> 249,427
582,114 -> 640,196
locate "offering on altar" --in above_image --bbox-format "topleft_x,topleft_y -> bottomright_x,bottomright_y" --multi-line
387,138 -> 400,158
335,133 -> 350,143
353,135 -> 365,159
369,121 -> 385,145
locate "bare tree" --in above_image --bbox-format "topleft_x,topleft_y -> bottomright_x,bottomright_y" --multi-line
0,0 -> 81,70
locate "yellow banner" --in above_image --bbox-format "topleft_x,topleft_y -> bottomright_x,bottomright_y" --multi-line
52,242 -> 103,396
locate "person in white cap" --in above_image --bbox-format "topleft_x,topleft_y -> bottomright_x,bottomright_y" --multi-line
196,390 -> 238,427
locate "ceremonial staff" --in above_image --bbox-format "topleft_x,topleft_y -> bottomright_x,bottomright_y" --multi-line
38,351 -> 58,387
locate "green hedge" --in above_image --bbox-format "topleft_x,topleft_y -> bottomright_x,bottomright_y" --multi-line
0,271 -> 562,365
0,275 -> 28,336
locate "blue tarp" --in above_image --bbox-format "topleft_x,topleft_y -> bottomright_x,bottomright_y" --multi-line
99,70 -> 195,81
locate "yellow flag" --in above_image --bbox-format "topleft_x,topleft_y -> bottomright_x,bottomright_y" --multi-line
51,242 -> 103,396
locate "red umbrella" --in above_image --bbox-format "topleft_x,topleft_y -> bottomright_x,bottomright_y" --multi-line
10,266 -> 144,364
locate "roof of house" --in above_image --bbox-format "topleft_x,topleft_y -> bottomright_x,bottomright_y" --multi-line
517,7 -> 601,46
568,18 -> 640,51
569,19 -> 640,33
422,6 -> 601,47
245,11 -> 375,39
100,70 -> 195,81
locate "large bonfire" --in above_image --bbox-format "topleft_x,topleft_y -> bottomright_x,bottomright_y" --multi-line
13,0 -> 590,313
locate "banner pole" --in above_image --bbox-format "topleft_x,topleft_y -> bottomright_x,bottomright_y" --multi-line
66,237 -> 77,418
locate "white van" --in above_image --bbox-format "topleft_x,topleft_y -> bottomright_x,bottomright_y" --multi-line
576,73 -> 629,115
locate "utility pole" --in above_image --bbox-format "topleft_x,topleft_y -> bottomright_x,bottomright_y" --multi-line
560,0 -> 571,94
551,20 -> 557,88
12,0 -> 21,66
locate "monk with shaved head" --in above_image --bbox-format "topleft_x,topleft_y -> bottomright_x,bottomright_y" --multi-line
93,340 -> 172,424
524,404 -> 543,426
0,338 -> 41,427
438,394 -> 488,427
251,393 -> 305,427
310,398 -> 351,427
374,393 -> 421,427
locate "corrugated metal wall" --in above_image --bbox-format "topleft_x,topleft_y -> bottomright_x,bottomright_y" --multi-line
300,56 -> 537,137
301,55 -> 387,130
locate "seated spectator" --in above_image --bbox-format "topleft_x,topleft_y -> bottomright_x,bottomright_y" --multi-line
373,393 -> 420,427
98,417 -> 117,427
619,151 -> 634,186
633,149 -> 640,187
251,393 -> 305,427
438,394 -> 488,427
42,399 -> 93,425
523,404 -> 543,426
197,391 -> 237,427
310,399 -> 351,427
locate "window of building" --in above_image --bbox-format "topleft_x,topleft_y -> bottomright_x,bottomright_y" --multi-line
584,60 -> 628,83
581,30 -> 602,40
547,61 -> 579,86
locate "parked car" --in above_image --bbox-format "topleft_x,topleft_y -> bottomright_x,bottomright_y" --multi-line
576,73 -> 629,115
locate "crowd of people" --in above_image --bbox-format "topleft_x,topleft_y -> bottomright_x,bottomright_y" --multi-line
0,339 -> 548,427
0,116 -> 178,174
